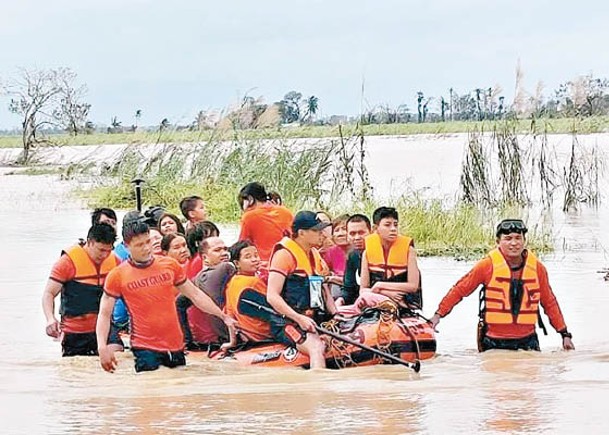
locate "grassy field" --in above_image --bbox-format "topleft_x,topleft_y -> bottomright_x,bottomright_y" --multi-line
1,116 -> 608,149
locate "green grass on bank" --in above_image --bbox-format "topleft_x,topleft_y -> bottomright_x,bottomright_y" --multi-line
2,116 -> 609,149
82,177 -> 552,259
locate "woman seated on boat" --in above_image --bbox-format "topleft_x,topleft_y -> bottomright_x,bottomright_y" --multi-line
321,214 -> 350,305
161,233 -> 191,277
149,228 -> 164,256
315,210 -> 334,254
224,240 -> 271,342
158,212 -> 186,237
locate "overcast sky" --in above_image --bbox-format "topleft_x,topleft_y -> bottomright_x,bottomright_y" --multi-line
1,0 -> 608,129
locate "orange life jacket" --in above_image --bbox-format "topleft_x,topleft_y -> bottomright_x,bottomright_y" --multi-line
272,237 -> 326,311
60,244 -> 119,317
364,233 -> 422,308
225,274 -> 270,341
483,248 -> 541,325
365,233 -> 411,280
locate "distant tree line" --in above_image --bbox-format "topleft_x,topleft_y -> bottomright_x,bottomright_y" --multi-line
2,66 -> 609,163
358,74 -> 609,125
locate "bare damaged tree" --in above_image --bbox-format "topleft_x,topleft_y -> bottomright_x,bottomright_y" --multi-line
52,69 -> 91,135
1,67 -> 89,162
1,68 -> 63,163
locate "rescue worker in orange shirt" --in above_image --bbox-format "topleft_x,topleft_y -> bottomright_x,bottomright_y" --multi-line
430,219 -> 575,352
96,221 -> 237,373
42,223 -> 124,356
267,211 -> 337,369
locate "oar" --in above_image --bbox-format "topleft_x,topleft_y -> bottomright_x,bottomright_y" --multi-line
241,299 -> 421,373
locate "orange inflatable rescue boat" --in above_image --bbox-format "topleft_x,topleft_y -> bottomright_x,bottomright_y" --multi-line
212,300 -> 436,370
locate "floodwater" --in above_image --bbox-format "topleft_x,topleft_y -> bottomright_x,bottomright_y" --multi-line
1,134 -> 609,433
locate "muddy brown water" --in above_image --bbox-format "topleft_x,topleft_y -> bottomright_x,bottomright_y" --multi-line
1,135 -> 608,433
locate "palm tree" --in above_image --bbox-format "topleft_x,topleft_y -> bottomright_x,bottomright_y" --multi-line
303,95 -> 319,123
159,118 -> 170,132
134,109 -> 142,130
417,92 -> 424,123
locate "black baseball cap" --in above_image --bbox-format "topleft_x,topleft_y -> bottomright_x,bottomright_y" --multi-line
292,211 -> 332,233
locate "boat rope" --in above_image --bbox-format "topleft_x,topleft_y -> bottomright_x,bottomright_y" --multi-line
374,300 -> 398,361
321,318 -> 357,368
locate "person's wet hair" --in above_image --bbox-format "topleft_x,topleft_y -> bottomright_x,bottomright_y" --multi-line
229,240 -> 255,262
347,213 -> 371,230
332,214 -> 350,232
268,191 -> 282,205
238,182 -> 269,205
161,232 -> 186,252
157,212 -> 186,235
122,210 -> 145,229
122,221 -> 150,244
179,195 -> 203,220
87,223 -> 117,245
199,236 -> 224,256
187,221 -> 220,255
91,208 -> 117,226
372,207 -> 398,225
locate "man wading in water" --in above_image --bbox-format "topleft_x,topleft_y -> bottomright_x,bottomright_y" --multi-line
42,223 -> 124,356
430,219 -> 575,352
96,221 -> 237,373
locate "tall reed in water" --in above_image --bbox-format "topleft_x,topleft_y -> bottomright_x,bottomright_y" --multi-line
460,126 -> 493,206
563,129 -> 604,211
495,121 -> 528,206
459,119 -> 603,212
87,129 -> 373,222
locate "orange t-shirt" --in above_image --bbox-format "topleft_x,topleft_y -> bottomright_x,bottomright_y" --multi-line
49,253 -> 110,334
224,274 -> 270,341
104,256 -> 187,352
239,204 -> 293,262
436,253 -> 567,339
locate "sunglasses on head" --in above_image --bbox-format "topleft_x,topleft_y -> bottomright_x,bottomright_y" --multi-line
496,219 -> 527,235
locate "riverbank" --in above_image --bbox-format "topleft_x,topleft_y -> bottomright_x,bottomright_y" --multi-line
1,116 -> 608,149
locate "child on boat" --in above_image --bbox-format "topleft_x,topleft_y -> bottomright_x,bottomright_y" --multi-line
341,207 -> 422,314
224,240 -> 271,342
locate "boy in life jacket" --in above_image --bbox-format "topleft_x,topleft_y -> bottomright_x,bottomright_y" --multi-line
42,223 -> 124,357
224,240 -> 271,342
430,219 -> 575,352
357,207 -> 422,311
267,211 -> 337,369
